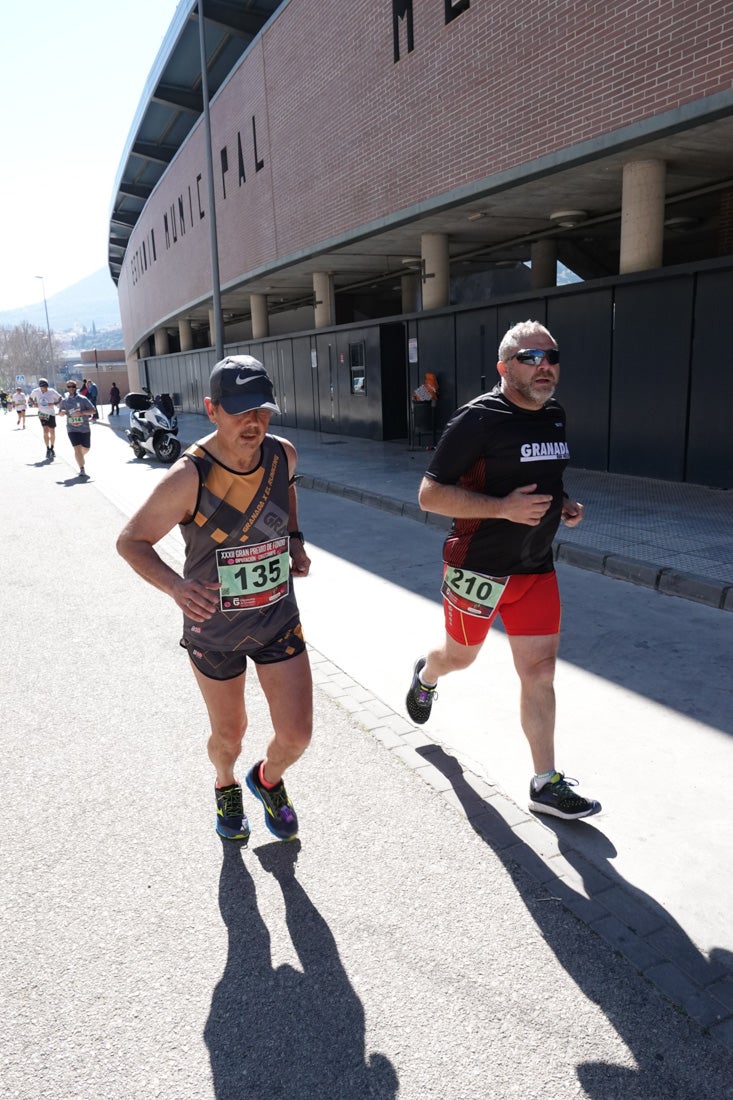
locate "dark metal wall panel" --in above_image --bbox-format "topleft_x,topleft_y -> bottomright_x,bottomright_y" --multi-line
379,323 -> 408,440
262,343 -> 281,420
263,339 -> 296,429
333,326 -> 383,440
188,351 -> 211,411
497,298 -> 548,336
548,289 -> 613,471
686,269 -> 733,488
276,341 -> 297,427
455,308 -> 499,410
412,315 -> 456,430
149,350 -> 210,412
610,278 -> 693,479
314,334 -> 339,432
245,342 -> 265,366
291,336 -> 317,431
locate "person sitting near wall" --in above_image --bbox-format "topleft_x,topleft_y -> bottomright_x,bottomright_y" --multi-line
413,373 -> 439,403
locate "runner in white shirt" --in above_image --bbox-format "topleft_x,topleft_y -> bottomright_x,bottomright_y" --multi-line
29,379 -> 64,459
11,388 -> 27,429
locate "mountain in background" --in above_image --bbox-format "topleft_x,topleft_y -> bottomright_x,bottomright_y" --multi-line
0,268 -> 121,333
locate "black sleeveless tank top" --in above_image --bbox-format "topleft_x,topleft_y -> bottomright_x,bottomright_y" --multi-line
180,435 -> 300,651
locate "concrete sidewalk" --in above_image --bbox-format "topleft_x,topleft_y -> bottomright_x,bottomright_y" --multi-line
3,412 -> 733,1097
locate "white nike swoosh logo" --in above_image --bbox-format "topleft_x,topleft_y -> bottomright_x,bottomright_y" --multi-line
235,375 -> 249,385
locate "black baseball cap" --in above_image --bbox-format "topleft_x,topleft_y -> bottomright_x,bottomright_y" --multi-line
209,356 -> 280,415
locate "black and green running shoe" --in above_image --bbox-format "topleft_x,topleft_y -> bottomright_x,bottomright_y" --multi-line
528,772 -> 601,820
246,761 -> 298,841
405,656 -> 438,724
215,782 -> 251,842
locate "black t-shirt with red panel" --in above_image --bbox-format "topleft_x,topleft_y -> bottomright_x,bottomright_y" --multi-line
424,385 -> 569,576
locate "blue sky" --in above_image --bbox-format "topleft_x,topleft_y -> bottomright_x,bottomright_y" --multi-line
1,0 -> 180,312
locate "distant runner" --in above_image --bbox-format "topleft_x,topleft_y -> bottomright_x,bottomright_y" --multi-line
58,380 -> 95,478
29,379 -> 64,459
11,387 -> 27,429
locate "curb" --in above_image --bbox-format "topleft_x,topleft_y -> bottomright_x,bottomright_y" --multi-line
555,542 -> 733,612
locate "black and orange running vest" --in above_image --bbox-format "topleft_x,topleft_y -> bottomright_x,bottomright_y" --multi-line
180,436 -> 301,651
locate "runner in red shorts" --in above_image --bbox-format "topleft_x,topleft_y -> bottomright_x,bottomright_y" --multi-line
405,320 -> 600,821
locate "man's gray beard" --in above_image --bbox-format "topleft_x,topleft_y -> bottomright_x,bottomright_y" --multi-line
514,378 -> 556,404
530,381 -> 556,403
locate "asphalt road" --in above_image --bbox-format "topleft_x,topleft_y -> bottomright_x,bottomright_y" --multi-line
2,412 -> 732,1099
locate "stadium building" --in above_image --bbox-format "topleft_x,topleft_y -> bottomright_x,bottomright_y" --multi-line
109,0 -> 733,486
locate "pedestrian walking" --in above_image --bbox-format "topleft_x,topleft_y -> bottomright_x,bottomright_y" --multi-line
86,379 -> 99,421
58,380 -> 95,478
117,356 -> 313,845
29,379 -> 64,458
405,319 -> 600,821
109,383 -> 121,416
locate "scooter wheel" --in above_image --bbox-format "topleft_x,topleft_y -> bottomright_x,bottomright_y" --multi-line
154,437 -> 181,463
131,442 -> 145,459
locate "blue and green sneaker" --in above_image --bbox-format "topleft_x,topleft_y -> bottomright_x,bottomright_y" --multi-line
215,782 -> 251,842
246,761 -> 299,841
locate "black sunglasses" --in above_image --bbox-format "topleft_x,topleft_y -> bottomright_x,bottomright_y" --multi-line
509,348 -> 560,366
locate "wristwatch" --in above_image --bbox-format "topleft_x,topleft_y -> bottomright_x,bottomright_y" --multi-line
288,530 -> 305,544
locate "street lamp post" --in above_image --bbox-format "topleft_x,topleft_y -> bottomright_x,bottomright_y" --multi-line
197,0 -> 224,360
35,275 -> 56,388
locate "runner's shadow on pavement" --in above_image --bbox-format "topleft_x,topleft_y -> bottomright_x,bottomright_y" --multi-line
416,744 -> 733,1099
204,839 -> 398,1100
56,476 -> 91,487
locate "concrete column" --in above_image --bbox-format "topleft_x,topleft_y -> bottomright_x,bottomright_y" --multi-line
401,273 -> 421,313
250,294 -> 270,339
619,158 -> 666,274
127,354 -> 143,392
178,318 -> 193,352
531,239 -> 558,289
313,272 -> 335,328
154,328 -> 170,356
421,233 -> 450,310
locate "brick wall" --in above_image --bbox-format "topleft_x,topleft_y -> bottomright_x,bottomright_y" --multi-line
118,0 -> 733,348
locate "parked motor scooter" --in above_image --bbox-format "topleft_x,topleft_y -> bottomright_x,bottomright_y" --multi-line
124,391 -> 181,463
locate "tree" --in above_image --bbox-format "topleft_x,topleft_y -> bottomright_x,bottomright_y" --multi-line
0,322 -> 54,389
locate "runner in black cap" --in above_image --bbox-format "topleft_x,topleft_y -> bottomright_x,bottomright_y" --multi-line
117,356 -> 312,845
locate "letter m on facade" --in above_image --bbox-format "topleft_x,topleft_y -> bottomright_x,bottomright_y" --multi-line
393,0 -> 414,62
